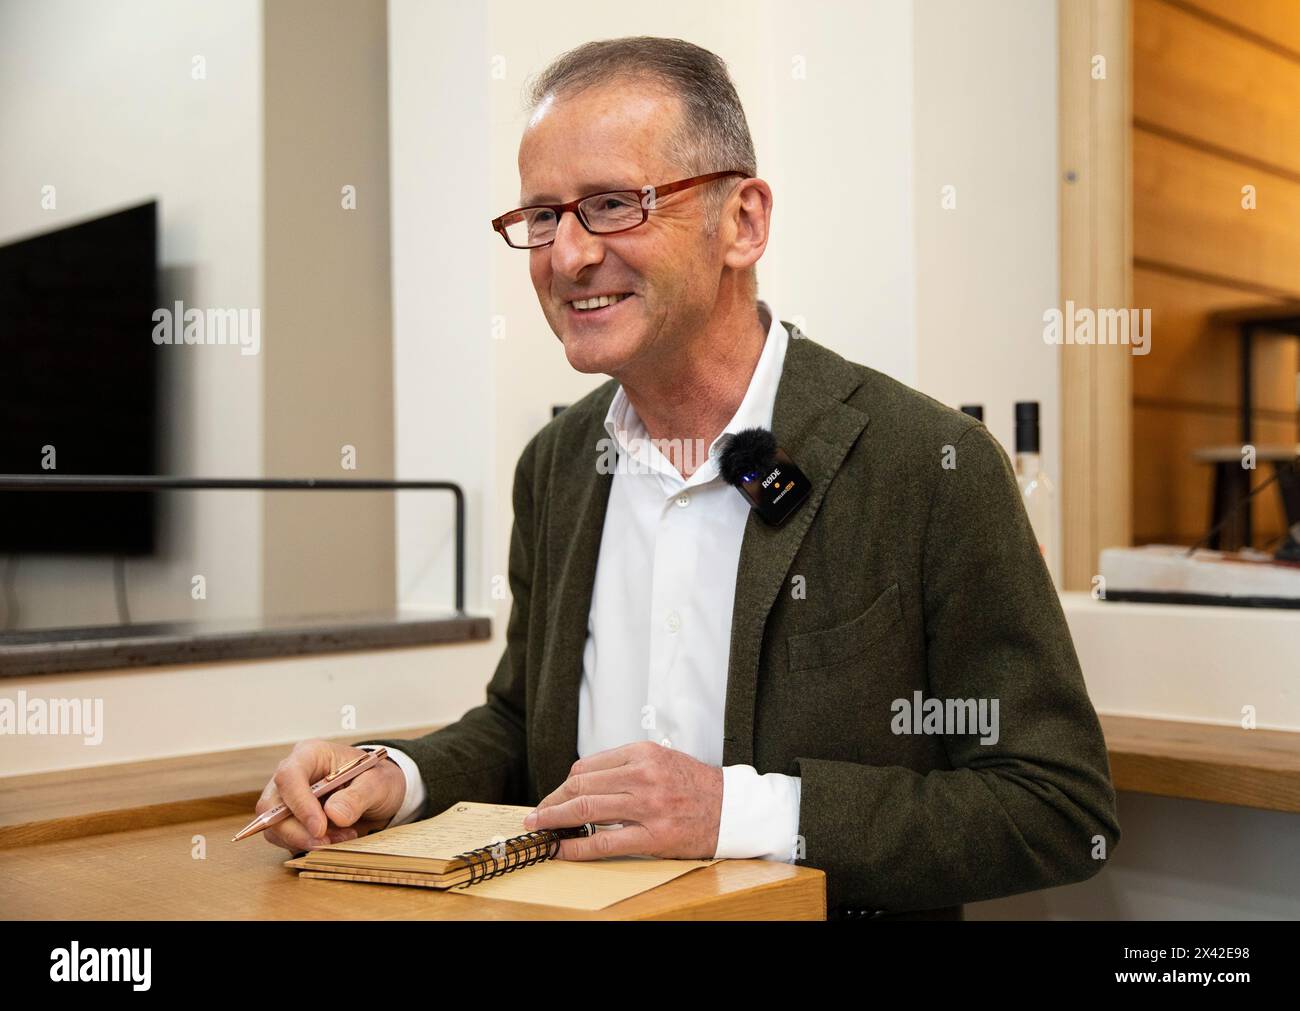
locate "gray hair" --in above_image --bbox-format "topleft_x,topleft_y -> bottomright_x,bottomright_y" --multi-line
524,36 -> 758,243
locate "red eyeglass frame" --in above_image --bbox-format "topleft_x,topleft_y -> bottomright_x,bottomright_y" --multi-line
491,170 -> 748,248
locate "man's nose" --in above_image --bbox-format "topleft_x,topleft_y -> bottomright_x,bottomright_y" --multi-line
548,210 -> 604,277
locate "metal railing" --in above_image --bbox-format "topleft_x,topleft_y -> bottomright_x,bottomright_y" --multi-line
0,474 -> 466,614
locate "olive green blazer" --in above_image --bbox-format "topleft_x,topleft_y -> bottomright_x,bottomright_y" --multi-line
366,324 -> 1120,918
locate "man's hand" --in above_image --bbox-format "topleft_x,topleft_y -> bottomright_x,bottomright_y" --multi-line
523,741 -> 722,860
256,740 -> 407,853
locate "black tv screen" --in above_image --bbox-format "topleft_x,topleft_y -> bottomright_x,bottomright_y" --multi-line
0,201 -> 159,554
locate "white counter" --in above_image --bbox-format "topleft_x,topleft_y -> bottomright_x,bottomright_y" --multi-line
1061,591 -> 1300,731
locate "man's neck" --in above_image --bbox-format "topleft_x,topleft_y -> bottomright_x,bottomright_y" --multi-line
617,299 -> 768,480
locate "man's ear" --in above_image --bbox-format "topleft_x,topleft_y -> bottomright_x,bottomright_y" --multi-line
723,177 -> 773,273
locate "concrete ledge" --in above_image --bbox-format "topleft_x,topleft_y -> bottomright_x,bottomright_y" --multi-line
0,610 -> 490,677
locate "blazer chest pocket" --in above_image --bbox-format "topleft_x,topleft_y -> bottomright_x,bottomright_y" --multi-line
787,582 -> 902,673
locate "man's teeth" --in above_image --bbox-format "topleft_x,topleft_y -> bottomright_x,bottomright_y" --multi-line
572,293 -> 630,311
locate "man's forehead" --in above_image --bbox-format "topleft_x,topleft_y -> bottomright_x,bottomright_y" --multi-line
517,84 -> 680,203
518,158 -> 667,205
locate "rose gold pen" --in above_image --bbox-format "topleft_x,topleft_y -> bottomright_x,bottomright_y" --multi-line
231,747 -> 389,842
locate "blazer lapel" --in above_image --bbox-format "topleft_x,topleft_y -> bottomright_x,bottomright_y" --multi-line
722,328 -> 870,767
532,390 -> 615,799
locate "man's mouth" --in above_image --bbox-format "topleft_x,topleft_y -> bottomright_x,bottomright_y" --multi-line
567,292 -> 634,317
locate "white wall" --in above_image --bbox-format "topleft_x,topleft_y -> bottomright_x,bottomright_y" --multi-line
913,0 -> 1063,582
389,0 -> 495,615
0,0 -> 263,628
0,644 -> 489,774
755,0 -> 917,383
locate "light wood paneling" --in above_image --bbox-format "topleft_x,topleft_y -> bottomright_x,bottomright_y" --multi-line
1132,266 -> 1297,412
1131,0 -> 1300,548
1060,0 -> 1133,588
1135,0 -> 1300,175
1177,0 -> 1300,57
1133,128 -> 1300,299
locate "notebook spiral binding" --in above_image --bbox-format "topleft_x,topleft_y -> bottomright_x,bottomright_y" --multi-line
453,823 -> 595,887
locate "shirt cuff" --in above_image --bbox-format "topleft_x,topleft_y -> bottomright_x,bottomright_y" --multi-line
713,764 -> 802,862
357,745 -> 427,827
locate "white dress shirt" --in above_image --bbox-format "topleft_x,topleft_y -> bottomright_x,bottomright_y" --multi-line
378,301 -> 802,862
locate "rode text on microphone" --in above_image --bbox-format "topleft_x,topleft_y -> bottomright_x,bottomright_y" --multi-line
717,427 -> 811,527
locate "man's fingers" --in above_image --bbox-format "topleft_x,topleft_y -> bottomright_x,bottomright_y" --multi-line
272,768 -> 326,838
536,766 -> 638,811
255,779 -> 281,815
264,817 -> 358,852
257,741 -> 397,853
528,793 -> 637,831
264,817 -> 322,852
557,824 -> 653,861
271,741 -> 342,838
322,768 -> 388,827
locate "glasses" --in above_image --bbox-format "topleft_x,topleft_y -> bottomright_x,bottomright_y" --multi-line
491,170 -> 747,249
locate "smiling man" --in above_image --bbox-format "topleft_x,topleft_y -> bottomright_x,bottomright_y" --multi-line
258,36 -> 1120,920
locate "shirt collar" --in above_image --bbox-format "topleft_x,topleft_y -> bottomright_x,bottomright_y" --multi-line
602,300 -> 790,487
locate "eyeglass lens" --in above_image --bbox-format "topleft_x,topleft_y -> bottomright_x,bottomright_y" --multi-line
501,191 -> 644,247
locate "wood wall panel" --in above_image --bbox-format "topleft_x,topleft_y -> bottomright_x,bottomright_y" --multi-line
1131,0 -> 1300,548
1133,129 -> 1300,299
1135,0 -> 1300,174
1177,0 -> 1300,57
1132,266 -> 1296,413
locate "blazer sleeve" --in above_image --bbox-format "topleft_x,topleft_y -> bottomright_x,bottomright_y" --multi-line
791,424 -> 1121,912
358,437 -> 539,819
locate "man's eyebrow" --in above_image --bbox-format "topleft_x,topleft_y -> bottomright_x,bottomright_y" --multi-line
519,180 -> 641,205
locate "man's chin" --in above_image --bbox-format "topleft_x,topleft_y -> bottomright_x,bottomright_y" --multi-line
561,334 -> 636,376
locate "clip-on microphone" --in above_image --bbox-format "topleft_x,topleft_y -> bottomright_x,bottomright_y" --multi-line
717,427 -> 811,527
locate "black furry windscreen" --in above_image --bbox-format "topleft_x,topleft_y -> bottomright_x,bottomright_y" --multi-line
718,427 -> 778,486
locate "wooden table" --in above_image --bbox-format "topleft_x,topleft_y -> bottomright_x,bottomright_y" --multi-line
0,812 -> 824,920
0,728 -> 824,920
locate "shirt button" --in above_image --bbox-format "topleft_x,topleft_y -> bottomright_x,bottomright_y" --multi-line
675,492 -> 690,508
665,611 -> 681,633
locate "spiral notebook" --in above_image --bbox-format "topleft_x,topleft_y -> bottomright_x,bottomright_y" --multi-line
284,801 -> 719,911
